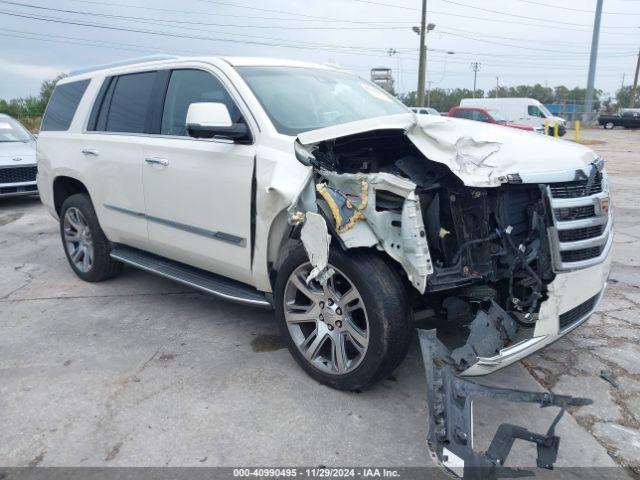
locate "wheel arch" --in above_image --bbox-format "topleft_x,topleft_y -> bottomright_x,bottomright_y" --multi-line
53,175 -> 90,215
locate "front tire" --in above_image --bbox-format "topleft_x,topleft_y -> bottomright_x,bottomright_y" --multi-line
60,193 -> 123,282
275,246 -> 412,391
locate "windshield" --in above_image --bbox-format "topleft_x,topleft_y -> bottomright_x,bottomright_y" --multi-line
0,117 -> 32,142
236,66 -> 408,135
539,103 -> 553,118
488,109 -> 507,122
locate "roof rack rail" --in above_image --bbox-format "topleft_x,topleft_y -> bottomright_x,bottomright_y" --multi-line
69,55 -> 178,76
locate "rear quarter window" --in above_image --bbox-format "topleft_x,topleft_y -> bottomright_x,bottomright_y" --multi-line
41,79 -> 90,131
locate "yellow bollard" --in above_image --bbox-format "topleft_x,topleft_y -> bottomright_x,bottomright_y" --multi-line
544,120 -> 550,136
554,122 -> 559,138
574,120 -> 581,142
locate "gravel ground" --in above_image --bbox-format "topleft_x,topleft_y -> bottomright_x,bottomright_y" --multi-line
0,127 -> 637,475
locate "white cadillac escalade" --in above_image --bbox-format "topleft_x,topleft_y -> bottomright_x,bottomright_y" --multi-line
37,56 -> 612,391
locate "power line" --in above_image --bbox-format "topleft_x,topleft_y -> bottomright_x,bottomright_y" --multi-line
512,0 -> 640,15
439,0 -> 639,29
0,1 -> 409,30
0,9 -> 415,56
352,0 -> 639,31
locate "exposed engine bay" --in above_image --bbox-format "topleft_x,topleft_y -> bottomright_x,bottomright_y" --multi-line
292,129 -> 556,371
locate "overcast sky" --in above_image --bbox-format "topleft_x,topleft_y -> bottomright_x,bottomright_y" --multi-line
0,0 -> 639,100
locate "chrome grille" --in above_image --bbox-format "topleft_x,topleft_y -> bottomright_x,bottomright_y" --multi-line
546,166 -> 612,271
0,166 -> 37,184
554,205 -> 595,221
558,225 -> 603,242
549,172 -> 603,198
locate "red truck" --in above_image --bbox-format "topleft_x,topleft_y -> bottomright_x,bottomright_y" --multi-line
448,106 -> 544,133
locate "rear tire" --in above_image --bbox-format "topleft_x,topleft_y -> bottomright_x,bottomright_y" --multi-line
275,246 -> 413,391
604,122 -> 615,130
60,193 -> 123,282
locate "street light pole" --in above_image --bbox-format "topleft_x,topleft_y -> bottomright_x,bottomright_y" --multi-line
416,0 -> 427,107
471,62 -> 481,98
495,76 -> 499,98
583,0 -> 603,123
631,48 -> 640,108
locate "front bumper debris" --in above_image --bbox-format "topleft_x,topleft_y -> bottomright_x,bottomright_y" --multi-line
419,329 -> 592,479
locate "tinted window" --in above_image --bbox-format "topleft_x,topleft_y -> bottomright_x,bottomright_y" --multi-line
452,109 -> 471,119
161,69 -> 240,136
106,71 -> 157,133
41,79 -> 90,131
528,105 -> 543,117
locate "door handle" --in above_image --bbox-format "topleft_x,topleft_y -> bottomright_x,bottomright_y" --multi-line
145,157 -> 169,166
81,149 -> 99,156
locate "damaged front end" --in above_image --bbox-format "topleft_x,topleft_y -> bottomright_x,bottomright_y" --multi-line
285,115 -> 609,477
291,124 -> 560,373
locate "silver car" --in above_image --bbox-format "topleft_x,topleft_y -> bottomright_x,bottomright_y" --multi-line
0,114 -> 38,198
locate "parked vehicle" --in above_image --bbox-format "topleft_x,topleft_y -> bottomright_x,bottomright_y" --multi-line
460,97 -> 567,136
598,108 -> 640,129
0,114 -> 38,198
411,107 -> 440,115
447,106 -> 544,133
37,56 -> 612,392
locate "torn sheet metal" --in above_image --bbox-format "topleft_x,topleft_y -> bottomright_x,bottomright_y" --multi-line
419,329 -> 592,479
299,212 -> 333,284
296,113 -> 599,188
318,170 -> 432,293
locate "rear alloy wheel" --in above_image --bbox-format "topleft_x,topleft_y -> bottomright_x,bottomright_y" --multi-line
604,121 -> 615,130
60,194 -> 123,282
275,246 -> 412,391
63,207 -> 94,273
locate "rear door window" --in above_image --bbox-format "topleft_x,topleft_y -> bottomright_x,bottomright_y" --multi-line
105,71 -> 157,133
41,79 -> 90,131
161,69 -> 241,136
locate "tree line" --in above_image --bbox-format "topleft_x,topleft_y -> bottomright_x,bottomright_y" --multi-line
398,83 -> 639,114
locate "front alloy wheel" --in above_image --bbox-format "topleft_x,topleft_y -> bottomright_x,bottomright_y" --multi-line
284,263 -> 369,375
275,246 -> 412,391
63,207 -> 94,273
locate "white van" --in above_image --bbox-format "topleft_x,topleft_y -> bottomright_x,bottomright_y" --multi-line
460,98 -> 566,136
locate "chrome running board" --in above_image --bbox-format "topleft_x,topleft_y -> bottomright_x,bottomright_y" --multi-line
110,245 -> 272,308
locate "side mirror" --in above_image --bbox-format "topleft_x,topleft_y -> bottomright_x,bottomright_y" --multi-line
185,102 -> 251,143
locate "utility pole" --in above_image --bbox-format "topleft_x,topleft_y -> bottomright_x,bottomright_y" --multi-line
583,0 -> 603,124
471,62 -> 481,98
621,73 -> 625,90
427,81 -> 433,107
631,48 -> 640,108
416,0 -> 427,107
495,76 -> 499,98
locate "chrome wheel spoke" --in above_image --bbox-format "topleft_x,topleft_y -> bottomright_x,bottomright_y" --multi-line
284,304 -> 320,324
82,246 -> 92,270
345,319 -> 368,349
331,334 -> 348,373
290,272 -> 322,301
71,245 -> 84,263
340,288 -> 361,309
302,329 -> 328,361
